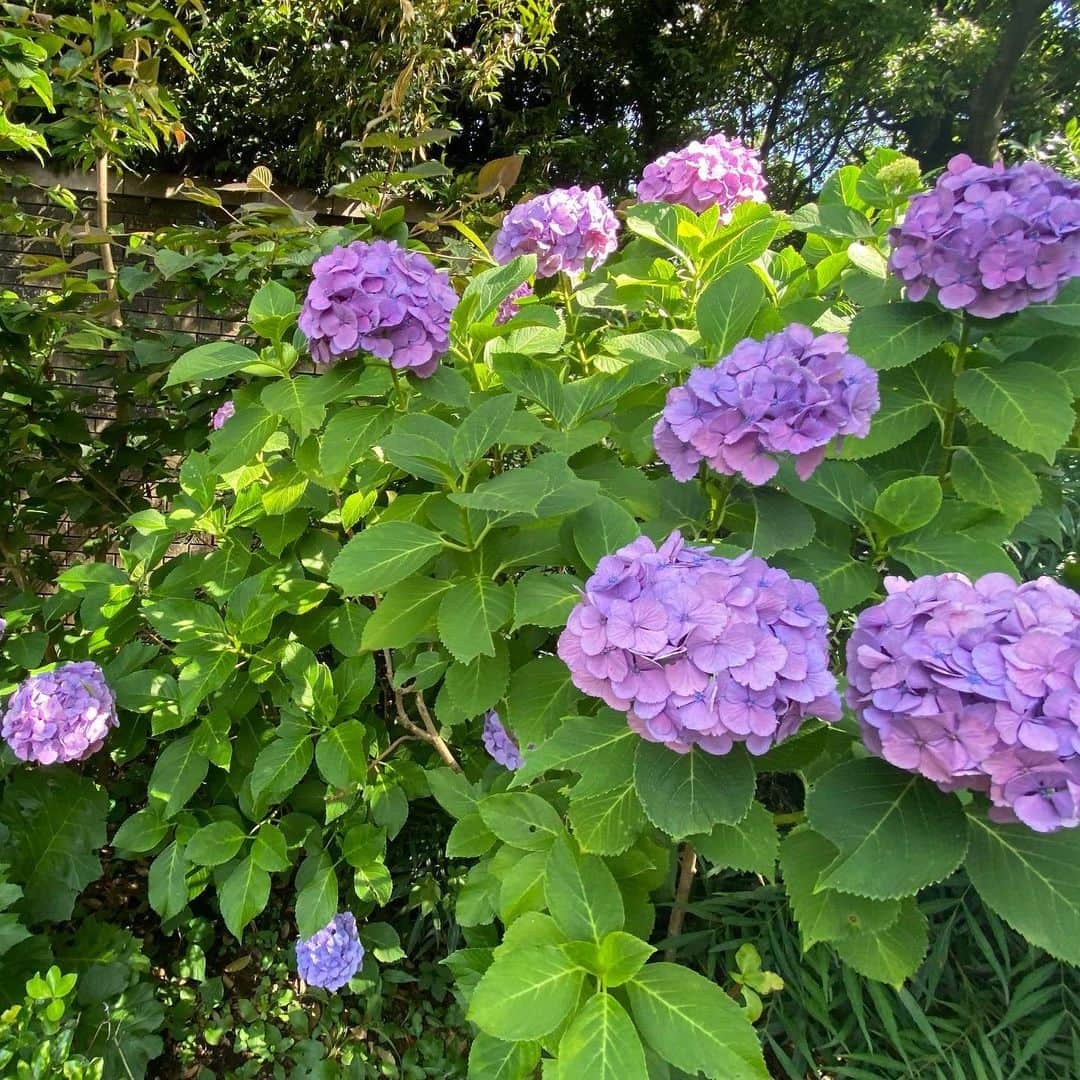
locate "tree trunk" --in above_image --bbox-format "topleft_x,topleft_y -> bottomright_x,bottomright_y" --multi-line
966,0 -> 1052,163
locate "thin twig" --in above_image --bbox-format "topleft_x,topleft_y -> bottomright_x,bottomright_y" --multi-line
369,734 -> 419,770
382,650 -> 461,771
665,842 -> 699,960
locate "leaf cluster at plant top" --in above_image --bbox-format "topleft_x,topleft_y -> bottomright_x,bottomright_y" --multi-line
1,104 -> 1079,1079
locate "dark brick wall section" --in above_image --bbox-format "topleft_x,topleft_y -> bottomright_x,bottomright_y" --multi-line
2,164 -> 363,585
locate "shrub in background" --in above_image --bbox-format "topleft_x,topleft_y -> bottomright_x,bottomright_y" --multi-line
1,125 -> 1079,1079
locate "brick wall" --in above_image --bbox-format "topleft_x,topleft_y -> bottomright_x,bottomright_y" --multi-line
1,164 -> 365,584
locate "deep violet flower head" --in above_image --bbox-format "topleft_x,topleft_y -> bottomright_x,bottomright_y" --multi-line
887,154 -> 1080,318
637,133 -> 767,219
492,185 -> 619,278
295,912 -> 364,991
299,239 -> 458,375
846,572 -> 1080,833
210,400 -> 235,430
654,324 -> 879,485
482,710 -> 524,770
495,281 -> 533,325
1,661 -> 117,765
557,530 -> 840,755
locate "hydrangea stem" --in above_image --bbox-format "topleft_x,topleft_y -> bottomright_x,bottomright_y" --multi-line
382,650 -> 460,771
705,473 -> 735,539
665,842 -> 698,960
938,314 -> 970,479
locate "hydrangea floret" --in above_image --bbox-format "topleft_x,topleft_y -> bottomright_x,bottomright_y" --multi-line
887,153 -> 1080,317
298,239 -> 458,375
558,530 -> 840,755
636,132 -> 767,219
1,661 -> 118,765
482,710 -> 524,769
210,400 -> 235,430
654,324 -> 879,485
846,572 -> 1080,833
295,912 -> 364,991
492,185 -> 619,278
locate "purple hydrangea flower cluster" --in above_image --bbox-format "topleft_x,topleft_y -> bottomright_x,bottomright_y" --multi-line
888,153 -> 1080,318
295,912 -> 364,991
482,710 -> 524,770
637,133 -> 768,219
653,325 -> 879,485
298,239 -> 458,375
1,661 -> 117,765
495,282 -> 533,325
557,530 -> 840,755
210,400 -> 235,430
492,186 -> 619,278
847,572 -> 1080,833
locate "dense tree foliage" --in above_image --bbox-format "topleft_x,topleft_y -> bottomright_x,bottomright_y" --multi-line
459,0 -> 1080,202
137,0 -> 1080,200
160,0 -> 559,187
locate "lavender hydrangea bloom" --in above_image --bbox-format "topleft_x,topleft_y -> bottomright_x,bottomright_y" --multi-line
482,710 -> 524,769
1,661 -> 118,765
846,572 -> 1080,832
210,400 -> 235,430
557,530 -> 840,755
654,325 -> 879,485
492,186 -> 619,278
0,618 -> 5,639
888,154 -> 1080,318
495,282 -> 533,325
295,912 -> 364,991
637,133 -> 767,219
298,239 -> 458,374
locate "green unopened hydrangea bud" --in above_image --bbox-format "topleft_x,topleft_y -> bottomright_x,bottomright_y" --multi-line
876,156 -> 922,191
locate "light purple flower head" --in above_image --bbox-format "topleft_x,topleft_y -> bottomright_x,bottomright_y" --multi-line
846,572 -> 1080,832
482,710 -> 524,769
0,618 -> 6,639
654,325 -> 879,485
492,186 -> 619,278
295,912 -> 364,991
637,133 -> 767,219
557,530 -> 840,756
495,281 -> 533,325
299,239 -> 458,375
888,154 -> 1080,318
211,400 -> 235,430
1,661 -> 118,765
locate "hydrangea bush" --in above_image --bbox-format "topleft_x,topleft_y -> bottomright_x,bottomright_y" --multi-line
2,145 -> 1080,1078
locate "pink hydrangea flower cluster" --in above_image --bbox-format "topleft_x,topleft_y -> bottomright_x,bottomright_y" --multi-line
482,710 -> 524,769
1,661 -> 118,765
298,239 -> 458,376
557,530 -> 840,755
654,324 -> 879,485
888,153 -> 1080,318
637,133 -> 768,219
492,185 -> 619,278
495,282 -> 533,325
295,912 -> 364,991
210,400 -> 235,430
847,572 -> 1080,833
